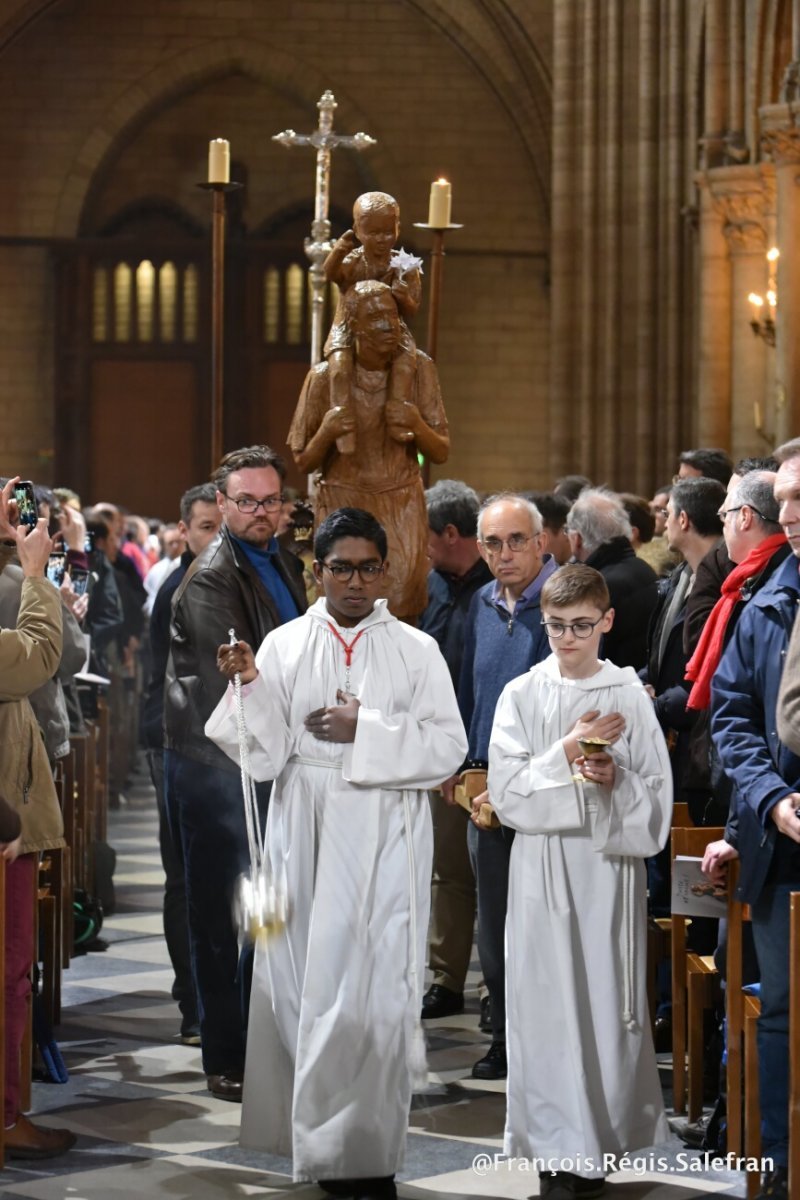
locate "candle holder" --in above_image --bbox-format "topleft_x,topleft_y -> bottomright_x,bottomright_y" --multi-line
197,180 -> 244,469
412,222 -> 463,364
413,220 -> 463,487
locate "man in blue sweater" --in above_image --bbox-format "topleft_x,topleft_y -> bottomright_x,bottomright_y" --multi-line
458,493 -> 558,1078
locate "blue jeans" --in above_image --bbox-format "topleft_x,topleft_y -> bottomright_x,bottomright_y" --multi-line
164,749 -> 270,1076
467,820 -> 514,1043
750,880 -> 795,1168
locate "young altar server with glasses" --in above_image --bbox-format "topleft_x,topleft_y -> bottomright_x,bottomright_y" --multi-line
206,506 -> 467,1200
484,564 -> 672,1200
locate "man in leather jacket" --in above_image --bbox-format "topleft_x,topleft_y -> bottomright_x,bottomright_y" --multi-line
164,445 -> 306,1102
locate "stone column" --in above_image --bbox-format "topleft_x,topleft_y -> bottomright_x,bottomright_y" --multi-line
694,172 -> 732,448
761,105 -> 800,442
708,168 -> 769,458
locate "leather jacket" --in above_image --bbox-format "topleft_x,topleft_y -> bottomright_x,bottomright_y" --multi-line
164,526 -> 307,770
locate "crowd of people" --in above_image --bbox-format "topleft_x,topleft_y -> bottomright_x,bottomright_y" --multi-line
1,436 -> 799,1200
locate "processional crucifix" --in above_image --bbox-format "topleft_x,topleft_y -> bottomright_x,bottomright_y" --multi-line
273,90 -> 376,366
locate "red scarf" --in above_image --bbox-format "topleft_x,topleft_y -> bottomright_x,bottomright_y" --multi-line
685,532 -> 787,710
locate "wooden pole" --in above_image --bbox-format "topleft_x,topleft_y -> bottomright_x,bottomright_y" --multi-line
210,186 -> 226,471
426,229 -> 445,362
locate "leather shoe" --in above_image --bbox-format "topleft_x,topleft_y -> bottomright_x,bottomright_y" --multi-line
5,1113 -> 77,1160
206,1071 -> 243,1102
471,1040 -> 507,1080
421,984 -> 463,1020
653,1015 -> 672,1053
352,1176 -> 397,1200
479,993 -> 492,1033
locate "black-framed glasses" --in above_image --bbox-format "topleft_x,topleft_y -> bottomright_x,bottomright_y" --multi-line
541,616 -> 605,639
481,533 -> 535,555
717,504 -> 768,523
225,494 -> 285,514
322,561 -> 384,583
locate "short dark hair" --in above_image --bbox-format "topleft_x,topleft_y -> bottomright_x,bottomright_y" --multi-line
180,482 -> 217,524
618,493 -> 655,544
653,484 -> 672,498
314,507 -> 388,562
425,479 -> 481,536
541,564 -> 610,613
553,474 -> 592,503
212,445 -> 286,492
525,491 -> 571,534
86,517 -> 109,543
678,448 -> 733,486
670,477 -> 726,537
774,438 -> 800,465
734,455 -> 779,475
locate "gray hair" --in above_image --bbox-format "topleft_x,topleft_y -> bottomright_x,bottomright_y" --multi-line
477,492 -> 543,539
425,479 -> 481,537
567,488 -> 632,555
728,471 -> 781,529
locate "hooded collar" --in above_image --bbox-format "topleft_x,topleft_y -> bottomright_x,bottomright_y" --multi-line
307,595 -> 395,635
535,652 -> 642,690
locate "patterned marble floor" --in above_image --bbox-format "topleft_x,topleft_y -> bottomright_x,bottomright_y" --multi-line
1,772 -> 750,1198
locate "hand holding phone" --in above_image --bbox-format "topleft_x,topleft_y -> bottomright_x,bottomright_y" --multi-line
13,480 -> 38,532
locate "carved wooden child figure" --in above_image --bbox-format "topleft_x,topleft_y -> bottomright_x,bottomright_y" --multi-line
323,191 -> 422,453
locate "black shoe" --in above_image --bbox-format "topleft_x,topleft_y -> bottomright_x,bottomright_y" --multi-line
756,1167 -> 788,1200
653,1015 -> 672,1053
471,1040 -> 507,1080
421,984 -> 464,1020
318,1182 -> 355,1197
351,1176 -> 396,1200
479,993 -> 492,1033
667,1114 -> 709,1149
539,1172 -> 605,1199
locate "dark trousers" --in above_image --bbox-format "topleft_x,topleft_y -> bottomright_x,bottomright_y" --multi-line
751,880 -> 795,1168
467,820 -> 514,1043
147,748 -> 197,1028
164,748 -> 269,1076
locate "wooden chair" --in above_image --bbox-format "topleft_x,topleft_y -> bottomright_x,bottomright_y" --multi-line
726,858 -> 762,1198
670,824 -> 724,1118
646,801 -> 693,1026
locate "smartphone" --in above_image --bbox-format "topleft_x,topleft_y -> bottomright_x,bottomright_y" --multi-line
83,530 -> 94,554
13,480 -> 38,530
70,568 -> 92,598
46,552 -> 66,588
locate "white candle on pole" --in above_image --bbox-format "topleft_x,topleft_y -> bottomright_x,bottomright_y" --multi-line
208,138 -> 230,184
428,178 -> 452,227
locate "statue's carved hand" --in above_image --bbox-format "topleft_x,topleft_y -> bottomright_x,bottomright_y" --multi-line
322,404 -> 356,440
337,229 -> 358,252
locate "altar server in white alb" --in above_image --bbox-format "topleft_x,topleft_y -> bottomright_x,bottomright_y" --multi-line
205,506 -> 467,1200
485,564 -> 672,1200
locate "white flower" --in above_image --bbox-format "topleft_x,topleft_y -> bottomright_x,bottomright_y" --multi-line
390,248 -> 424,276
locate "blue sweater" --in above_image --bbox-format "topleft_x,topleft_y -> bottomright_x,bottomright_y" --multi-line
458,557 -> 558,761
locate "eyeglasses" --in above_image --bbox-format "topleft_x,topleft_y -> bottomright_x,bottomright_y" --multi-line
717,504 -> 769,523
321,561 -> 384,583
225,494 -> 285,514
653,507 -> 669,519
541,616 -> 605,639
481,533 -> 536,555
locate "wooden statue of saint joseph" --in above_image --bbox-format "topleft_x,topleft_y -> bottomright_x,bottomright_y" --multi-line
288,278 -> 449,621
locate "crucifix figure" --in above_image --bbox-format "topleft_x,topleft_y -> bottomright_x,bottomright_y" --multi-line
273,91 -> 376,365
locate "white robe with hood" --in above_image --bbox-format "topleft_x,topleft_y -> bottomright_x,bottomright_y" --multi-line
488,655 -> 672,1171
205,597 -> 467,1181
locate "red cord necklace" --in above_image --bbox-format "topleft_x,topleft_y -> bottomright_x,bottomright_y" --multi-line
327,622 -> 365,691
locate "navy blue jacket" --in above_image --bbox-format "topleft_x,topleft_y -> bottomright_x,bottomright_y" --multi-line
458,557 -> 558,763
711,553 -> 800,903
421,558 -> 493,688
